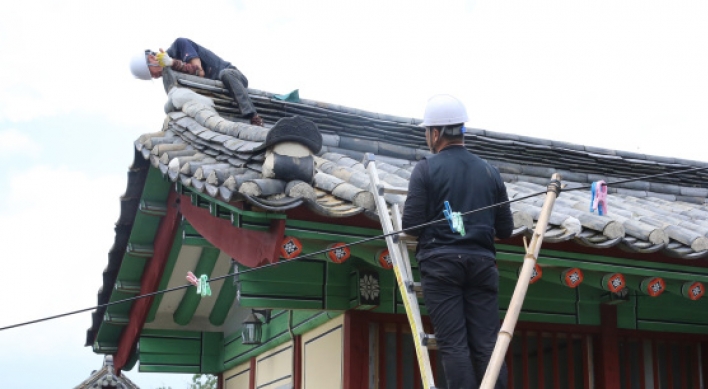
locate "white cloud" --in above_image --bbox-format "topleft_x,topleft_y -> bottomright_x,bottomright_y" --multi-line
0,129 -> 41,158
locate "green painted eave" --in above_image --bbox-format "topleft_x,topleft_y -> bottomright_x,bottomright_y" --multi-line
94,167 -> 172,350
497,244 -> 708,282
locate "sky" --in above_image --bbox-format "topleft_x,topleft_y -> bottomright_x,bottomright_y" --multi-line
0,1 -> 706,388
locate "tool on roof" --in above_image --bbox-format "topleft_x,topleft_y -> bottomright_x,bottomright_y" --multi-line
590,180 -> 608,215
480,174 -> 562,389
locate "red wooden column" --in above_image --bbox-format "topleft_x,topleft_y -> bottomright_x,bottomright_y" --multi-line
216,372 -> 224,389
344,311 -> 369,389
293,335 -> 302,389
249,357 -> 256,389
701,342 -> 708,389
597,305 -> 621,389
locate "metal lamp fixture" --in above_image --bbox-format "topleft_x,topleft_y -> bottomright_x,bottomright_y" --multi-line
241,309 -> 272,345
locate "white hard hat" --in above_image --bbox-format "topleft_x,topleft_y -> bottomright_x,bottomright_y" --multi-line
130,51 -> 151,80
419,94 -> 469,127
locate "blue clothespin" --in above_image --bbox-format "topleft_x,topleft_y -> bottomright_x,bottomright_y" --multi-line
443,201 -> 466,236
197,274 -> 212,297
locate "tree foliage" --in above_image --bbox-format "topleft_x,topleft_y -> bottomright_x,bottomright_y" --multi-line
189,374 -> 217,389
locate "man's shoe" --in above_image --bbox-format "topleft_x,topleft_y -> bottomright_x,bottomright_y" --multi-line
250,114 -> 264,127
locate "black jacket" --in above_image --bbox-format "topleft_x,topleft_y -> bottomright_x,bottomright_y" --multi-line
401,145 -> 513,261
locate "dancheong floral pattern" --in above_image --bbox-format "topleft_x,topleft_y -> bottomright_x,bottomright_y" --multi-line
360,273 -> 380,303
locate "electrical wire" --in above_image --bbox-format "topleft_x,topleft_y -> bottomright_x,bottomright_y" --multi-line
1,165 -> 707,332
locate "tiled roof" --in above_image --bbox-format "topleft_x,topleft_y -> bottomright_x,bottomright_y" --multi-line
142,69 -> 708,260
74,355 -> 139,389
86,68 -> 708,350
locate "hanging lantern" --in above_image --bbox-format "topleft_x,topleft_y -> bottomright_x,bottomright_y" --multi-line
561,268 -> 584,288
327,243 -> 351,264
280,236 -> 302,260
601,273 -> 626,294
241,312 -> 263,345
640,277 -> 666,297
682,281 -> 705,301
241,310 -> 271,345
377,249 -> 393,269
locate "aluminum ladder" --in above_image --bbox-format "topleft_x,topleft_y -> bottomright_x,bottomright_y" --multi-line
366,155 -> 438,389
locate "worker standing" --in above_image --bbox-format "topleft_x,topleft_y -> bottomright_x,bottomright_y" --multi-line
130,37 -> 263,126
402,95 -> 513,389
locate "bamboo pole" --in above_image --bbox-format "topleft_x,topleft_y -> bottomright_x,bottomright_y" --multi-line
480,174 -> 562,389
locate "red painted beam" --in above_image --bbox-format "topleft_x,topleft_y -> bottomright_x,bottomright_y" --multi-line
623,337 -> 630,389
680,342 -> 688,389
552,332 -> 559,389
180,194 -> 286,267
652,340 -> 659,389
115,190 -> 180,372
597,305 -> 621,389
522,331 -> 529,389
293,335 -> 302,389
638,340 -> 645,389
396,322 -> 403,389
343,311 -> 368,389
249,357 -> 256,389
695,342 -> 703,389
379,322 -> 387,389
537,333 -> 544,389
566,333 -> 574,388
217,372 -> 224,389
582,335 -> 590,389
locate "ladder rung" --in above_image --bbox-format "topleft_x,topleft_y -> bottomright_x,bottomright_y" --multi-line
422,333 -> 438,350
408,281 -> 424,298
377,184 -> 408,196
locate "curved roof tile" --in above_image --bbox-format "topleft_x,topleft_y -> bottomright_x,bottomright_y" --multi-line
136,69 -> 708,262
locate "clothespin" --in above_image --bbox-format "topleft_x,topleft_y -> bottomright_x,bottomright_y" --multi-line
443,201 -> 466,236
197,275 -> 212,297
186,271 -> 199,286
590,180 -> 608,215
186,271 -> 211,297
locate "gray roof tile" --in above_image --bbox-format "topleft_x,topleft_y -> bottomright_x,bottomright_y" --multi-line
131,69 -> 708,260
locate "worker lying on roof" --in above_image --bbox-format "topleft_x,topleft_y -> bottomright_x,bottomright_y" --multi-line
130,37 -> 263,127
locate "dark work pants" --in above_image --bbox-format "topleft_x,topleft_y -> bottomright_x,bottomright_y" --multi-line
218,67 -> 257,118
419,253 -> 508,389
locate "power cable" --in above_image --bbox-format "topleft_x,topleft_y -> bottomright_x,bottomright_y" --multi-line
1,165 -> 707,332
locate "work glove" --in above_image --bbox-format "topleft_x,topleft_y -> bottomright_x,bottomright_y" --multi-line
156,50 -> 174,67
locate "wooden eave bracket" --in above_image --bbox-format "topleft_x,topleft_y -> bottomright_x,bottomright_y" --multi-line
178,193 -> 286,268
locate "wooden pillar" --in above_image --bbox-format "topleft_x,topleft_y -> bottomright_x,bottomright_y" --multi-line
249,357 -> 256,389
293,335 -> 302,389
701,341 -> 708,389
597,304 -> 621,389
344,311 -> 368,389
